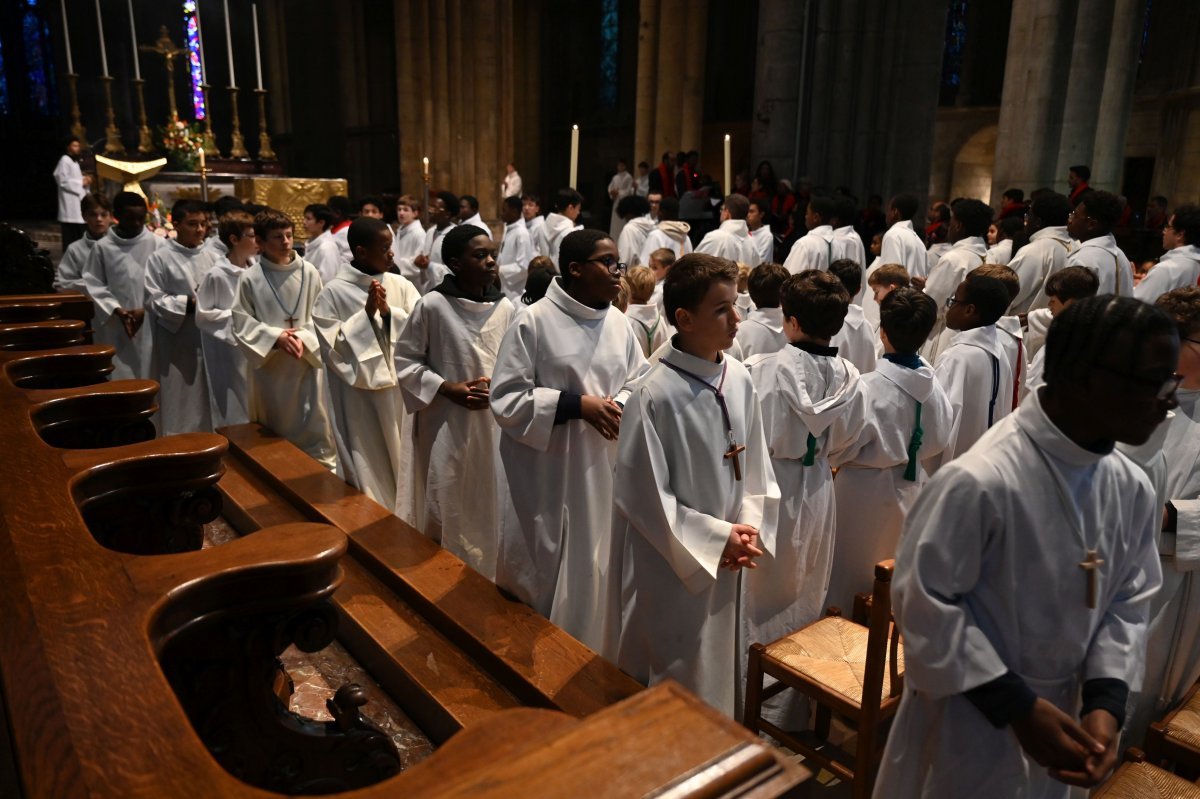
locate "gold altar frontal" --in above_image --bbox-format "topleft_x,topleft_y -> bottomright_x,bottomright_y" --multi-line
234,177 -> 349,243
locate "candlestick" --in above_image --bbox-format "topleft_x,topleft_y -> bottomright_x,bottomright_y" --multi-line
100,76 -> 124,154
723,134 -> 731,197
422,156 -> 430,177
61,0 -> 74,74
66,74 -> 87,143
133,78 -> 152,153
200,85 -> 219,155
227,86 -> 248,158
254,88 -> 275,160
422,168 -> 432,227
252,3 -> 263,91
223,0 -> 236,89
95,0 -> 109,77
569,125 -> 579,189
127,0 -> 140,80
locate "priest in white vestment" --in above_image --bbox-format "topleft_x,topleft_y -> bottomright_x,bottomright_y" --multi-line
881,195 -> 929,278
56,193 -> 111,293
1066,190 -> 1134,297
496,197 -> 535,303
1007,192 -> 1075,314
696,194 -> 760,267
53,138 -> 88,243
1135,207 -> 1200,303
196,212 -> 257,427
919,199 -> 991,364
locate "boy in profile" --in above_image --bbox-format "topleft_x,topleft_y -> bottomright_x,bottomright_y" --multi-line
57,193 -> 112,293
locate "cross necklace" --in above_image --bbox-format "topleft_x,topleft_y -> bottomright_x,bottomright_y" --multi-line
661,358 -> 746,481
262,259 -> 306,328
1024,430 -> 1105,609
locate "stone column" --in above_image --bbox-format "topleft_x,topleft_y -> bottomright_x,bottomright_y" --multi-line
633,0 -> 660,166
679,0 -> 708,154
652,0 -> 687,158
750,0 -> 806,179
1091,0 -> 1147,192
1053,0 -> 1115,194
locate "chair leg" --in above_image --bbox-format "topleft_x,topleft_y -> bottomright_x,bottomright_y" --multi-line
814,703 -> 832,741
744,644 -> 765,735
852,718 -> 878,799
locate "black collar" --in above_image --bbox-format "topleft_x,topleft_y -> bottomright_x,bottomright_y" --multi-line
791,340 -> 839,357
432,274 -> 503,302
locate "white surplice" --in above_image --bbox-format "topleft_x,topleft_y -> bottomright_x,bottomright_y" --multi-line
527,215 -> 548,256
985,238 -> 1013,265
232,253 -> 337,469
831,304 -> 877,373
1135,244 -> 1200,303
783,225 -> 836,273
926,242 -> 952,275
143,237 -> 217,434
996,315 -> 1025,408
920,236 -> 987,364
331,224 -> 351,264
404,223 -> 455,295
1007,226 -> 1074,314
83,226 -> 161,379
304,230 -> 342,285
391,219 -> 427,283
56,233 -> 99,293
502,171 -> 523,199
314,264 -> 419,510
608,170 -> 634,239
541,213 -> 579,264
861,256 -> 883,331
203,236 -> 229,259
880,219 -> 928,278
833,225 -> 867,272
497,220 -> 535,303
932,324 -> 1015,469
639,222 -> 693,266
735,307 -> 787,360
618,215 -> 658,267
196,257 -> 251,427
874,391 -> 1162,799
395,288 -> 514,579
616,343 -> 780,717
53,154 -> 85,223
491,278 -> 650,654
1068,233 -> 1135,297
696,219 -> 761,266
625,303 -> 669,358
825,356 -> 954,613
749,224 -> 775,265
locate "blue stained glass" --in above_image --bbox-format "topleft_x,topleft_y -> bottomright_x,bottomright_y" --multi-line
184,0 -> 205,119
23,0 -> 58,115
1139,0 -> 1153,63
0,35 -> 9,116
599,0 -> 618,109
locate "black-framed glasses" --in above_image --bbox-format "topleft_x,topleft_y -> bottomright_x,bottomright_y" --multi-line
588,258 -> 628,276
1094,366 -> 1184,400
945,296 -> 961,309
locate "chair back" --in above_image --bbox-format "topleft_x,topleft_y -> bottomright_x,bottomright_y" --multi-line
860,560 -> 902,713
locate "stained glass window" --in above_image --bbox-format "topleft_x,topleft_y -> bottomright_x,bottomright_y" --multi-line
183,0 -> 205,119
599,0 -> 618,109
22,0 -> 57,115
1139,0 -> 1153,63
0,34 -> 9,116
940,0 -> 968,104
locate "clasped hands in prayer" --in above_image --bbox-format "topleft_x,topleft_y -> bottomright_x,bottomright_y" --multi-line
440,376 -> 491,410
720,524 -> 763,572
116,307 -> 145,339
1012,699 -> 1118,788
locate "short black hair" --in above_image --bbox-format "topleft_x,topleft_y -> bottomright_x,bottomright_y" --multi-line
434,190 -> 459,213
358,194 -> 384,213
502,195 -> 523,214
460,195 -> 480,213
807,195 -> 836,224
749,195 -> 771,219
113,191 -> 147,217
523,262 -> 558,305
1078,190 -> 1121,232
1030,191 -> 1070,227
1172,204 -> 1200,246
662,253 -> 739,328
879,287 -> 937,354
171,199 -> 207,223
747,262 -> 788,309
780,269 -> 849,339
997,216 -> 1024,239
828,258 -> 863,297
833,196 -> 857,228
1002,188 -> 1025,203
348,216 -> 390,253
889,194 -> 918,221
304,203 -> 334,230
558,229 -> 611,286
723,194 -> 749,220
213,196 -> 244,216
658,196 -> 681,222
80,192 -> 112,215
327,195 -> 354,220
952,198 -> 993,238
1045,266 -> 1100,302
617,194 -> 650,219
1045,295 -> 1175,388
961,272 -> 1011,325
1069,165 -> 1091,182
553,188 -> 584,212
522,193 -> 540,207
441,224 -> 489,263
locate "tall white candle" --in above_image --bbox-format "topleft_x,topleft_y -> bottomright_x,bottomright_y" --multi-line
199,146 -> 206,172
95,0 -> 109,77
251,3 -> 263,91
422,156 -> 429,177
61,0 -> 75,74
127,0 -> 140,81
723,134 -> 731,197
223,0 -> 236,88
194,0 -> 208,84
569,125 -> 579,189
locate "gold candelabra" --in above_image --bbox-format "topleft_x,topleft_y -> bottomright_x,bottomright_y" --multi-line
254,89 -> 276,161
227,86 -> 248,159
100,76 -> 125,155
132,78 -> 153,154
66,74 -> 87,144
200,84 -> 220,156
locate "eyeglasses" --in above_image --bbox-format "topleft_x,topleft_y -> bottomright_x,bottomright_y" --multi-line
1094,366 -> 1184,400
587,257 -> 628,275
945,296 -> 961,309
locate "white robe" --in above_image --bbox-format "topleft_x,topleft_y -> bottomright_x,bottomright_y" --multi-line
143,238 -> 217,434
54,154 -> 86,224
1008,226 -> 1074,314
391,219 -> 427,282
932,324 -> 1015,469
616,344 -> 779,717
996,315 -> 1025,408
314,264 -> 419,511
541,213 -> 580,265
1135,244 -> 1200,303
1024,307 -> 1053,360
196,258 -> 251,427
502,171 -> 523,199
696,219 -> 760,266
1068,234 -> 1134,298
985,238 -> 1013,265
203,236 -> 229,258
735,307 -> 787,360
880,219 -> 928,278
618,216 -> 658,267
639,222 -> 693,266
920,236 -> 987,364
304,231 -> 342,285
232,254 -> 337,469
625,303 -> 669,358
831,304 -> 877,373
608,170 -> 634,239
825,356 -> 954,614
926,242 -> 952,274
395,289 -> 514,579
861,256 -> 883,330
491,278 -> 650,654
833,225 -> 867,272
405,224 -> 455,295
1020,344 -> 1047,403
460,213 -> 492,239
874,391 -> 1161,799
783,225 -> 835,273
526,215 -> 548,256
56,233 -> 99,293
497,220 -> 535,303
749,224 -> 775,265
83,226 -> 160,379
332,225 -> 351,264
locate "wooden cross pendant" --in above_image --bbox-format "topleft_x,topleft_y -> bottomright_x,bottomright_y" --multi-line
285,315 -> 297,328
725,442 -> 746,481
1078,549 -> 1105,609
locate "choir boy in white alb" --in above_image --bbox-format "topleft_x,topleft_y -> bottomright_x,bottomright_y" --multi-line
828,259 -> 877,373
874,295 -> 1171,798
302,204 -> 340,285
327,196 -> 355,264
313,218 -> 419,510
523,194 -> 547,255
1136,205 -> 1200,303
143,200 -> 218,434
623,266 -> 670,358
1021,267 -> 1099,402
920,198 -> 991,363
512,257 -> 557,320
1007,192 -> 1075,314
232,209 -> 337,469
985,216 -> 1022,266
358,196 -> 386,222
608,158 -> 635,240
615,195 -> 657,267
825,288 -> 952,614
860,232 -> 885,324
196,210 -> 257,427
1066,190 -> 1135,297
202,197 -> 243,259
931,272 -> 1016,470
410,191 -> 458,295
747,196 -> 775,265
743,270 -> 860,672
647,191 -> 663,223
832,196 -> 866,272
638,197 -> 693,266
734,262 -> 788,359
783,195 -> 837,274
56,193 -> 111,293
696,194 -> 760,267
615,253 -> 779,717
491,229 -> 649,654
880,194 -> 929,279
496,196 -> 535,302
390,194 -> 427,282
83,192 -> 160,380
395,225 -> 515,578
541,189 -> 584,264
502,162 -> 523,199
456,195 -> 491,239
54,136 -> 89,247
973,264 -> 1026,408
647,248 -> 676,312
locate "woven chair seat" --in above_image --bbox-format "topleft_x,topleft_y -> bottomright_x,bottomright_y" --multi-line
763,616 -> 904,707
1096,761 -> 1200,798
1164,687 -> 1200,751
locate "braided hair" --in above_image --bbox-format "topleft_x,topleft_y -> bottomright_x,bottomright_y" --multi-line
1044,295 -> 1177,388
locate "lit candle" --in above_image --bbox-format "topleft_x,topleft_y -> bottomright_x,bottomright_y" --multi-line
723,134 -> 731,197
127,0 -> 140,81
251,3 -> 263,91
569,125 -> 579,189
422,156 -> 430,178
223,0 -> 236,88
95,0 -> 109,77
61,0 -> 74,74
194,0 -> 208,84
199,146 -> 206,172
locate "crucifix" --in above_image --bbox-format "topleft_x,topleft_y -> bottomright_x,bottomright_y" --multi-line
140,26 -> 187,123
1078,549 -> 1104,609
284,315 -> 298,328
724,437 -> 746,482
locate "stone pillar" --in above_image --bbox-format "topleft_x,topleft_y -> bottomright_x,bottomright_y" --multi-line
750,0 -> 807,180
652,0 -> 687,158
679,0 -> 708,154
634,0 -> 660,166
1091,0 -> 1147,192
1054,0 -> 1116,194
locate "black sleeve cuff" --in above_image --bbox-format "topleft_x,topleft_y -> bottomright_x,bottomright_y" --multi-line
1082,678 -> 1129,728
1165,502 -> 1178,533
965,671 -> 1038,728
554,392 -> 583,425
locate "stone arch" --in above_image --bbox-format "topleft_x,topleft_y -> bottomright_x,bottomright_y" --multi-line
949,124 -> 998,202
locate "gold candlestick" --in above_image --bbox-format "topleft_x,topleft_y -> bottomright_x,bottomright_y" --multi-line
227,86 -> 248,159
254,89 -> 276,161
100,76 -> 125,155
132,78 -> 154,154
66,74 -> 87,144
200,84 -> 220,156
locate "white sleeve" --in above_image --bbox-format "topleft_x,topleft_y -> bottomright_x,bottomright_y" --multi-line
143,254 -> 191,334
313,288 -> 398,390
394,298 -> 447,413
489,313 -> 563,452
82,244 -> 122,322
196,270 -> 235,344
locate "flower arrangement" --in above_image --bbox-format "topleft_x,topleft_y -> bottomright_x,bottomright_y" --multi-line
159,119 -> 205,172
